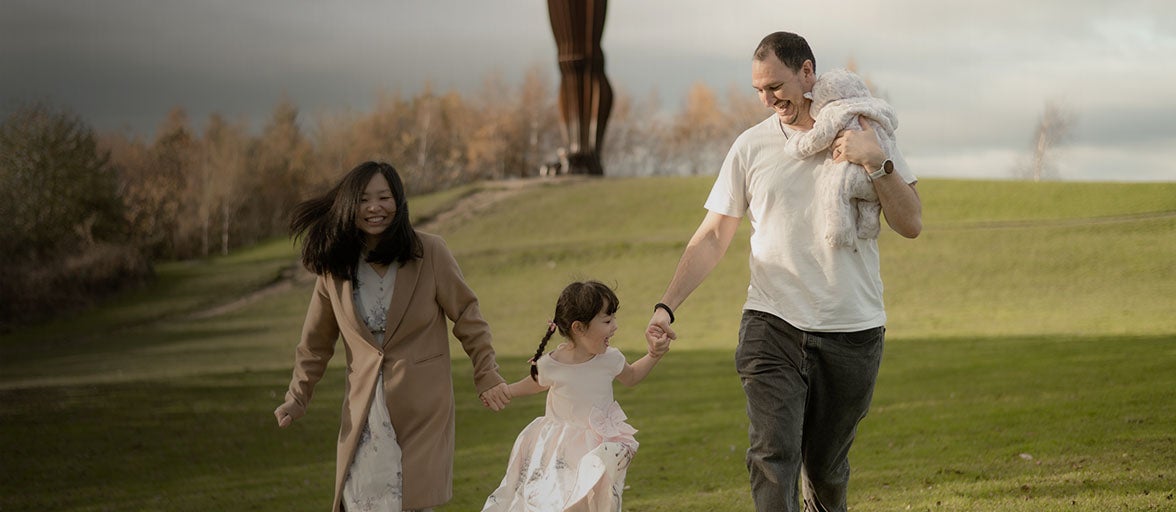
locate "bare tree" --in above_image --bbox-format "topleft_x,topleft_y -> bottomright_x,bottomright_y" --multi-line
1016,101 -> 1076,181
512,63 -> 560,178
602,88 -> 667,176
0,102 -> 148,326
0,102 -> 123,260
198,114 -> 249,256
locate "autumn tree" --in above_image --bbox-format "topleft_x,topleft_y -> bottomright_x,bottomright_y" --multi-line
668,83 -> 730,175
198,114 -> 249,255
465,73 -> 514,182
724,84 -> 767,135
506,64 -> 560,178
311,110 -> 364,189
1015,101 -> 1076,181
349,90 -> 419,187
405,86 -> 472,191
114,107 -> 197,258
602,88 -> 668,176
243,98 -> 315,241
425,90 -> 475,188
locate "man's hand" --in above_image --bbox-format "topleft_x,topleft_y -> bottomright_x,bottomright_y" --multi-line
646,307 -> 677,356
832,117 -> 886,170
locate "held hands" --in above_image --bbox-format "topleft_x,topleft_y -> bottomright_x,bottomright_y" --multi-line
648,333 -> 671,359
645,307 -> 676,358
832,117 -> 886,169
479,382 -> 511,411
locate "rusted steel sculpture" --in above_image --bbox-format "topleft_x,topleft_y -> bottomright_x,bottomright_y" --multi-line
547,0 -> 612,175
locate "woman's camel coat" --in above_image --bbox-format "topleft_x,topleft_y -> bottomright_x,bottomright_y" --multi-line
278,232 -> 506,510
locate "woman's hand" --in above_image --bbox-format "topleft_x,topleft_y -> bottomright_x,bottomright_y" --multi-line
479,382 -> 512,411
274,407 -> 294,428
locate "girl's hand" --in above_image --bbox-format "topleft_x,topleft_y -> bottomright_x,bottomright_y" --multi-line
479,382 -> 511,411
648,332 -> 671,358
645,319 -> 674,356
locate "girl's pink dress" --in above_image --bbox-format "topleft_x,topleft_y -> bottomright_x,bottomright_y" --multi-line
483,347 -> 639,512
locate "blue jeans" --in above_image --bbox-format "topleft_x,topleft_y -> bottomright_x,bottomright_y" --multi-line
735,310 -> 885,512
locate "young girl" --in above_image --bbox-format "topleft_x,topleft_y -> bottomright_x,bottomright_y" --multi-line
482,281 -> 671,511
273,161 -> 511,512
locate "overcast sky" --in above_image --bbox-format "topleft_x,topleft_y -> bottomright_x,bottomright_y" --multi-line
3,0 -> 1174,182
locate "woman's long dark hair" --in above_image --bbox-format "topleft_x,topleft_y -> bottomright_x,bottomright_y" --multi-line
290,161 -> 423,281
530,281 -> 620,380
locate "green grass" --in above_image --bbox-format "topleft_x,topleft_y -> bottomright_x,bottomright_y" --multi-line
2,177 -> 1174,511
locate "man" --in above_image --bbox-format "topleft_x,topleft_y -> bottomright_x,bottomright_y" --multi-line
645,31 -> 922,511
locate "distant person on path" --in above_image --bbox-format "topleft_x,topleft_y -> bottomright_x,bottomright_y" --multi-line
645,31 -> 922,511
483,281 -> 670,511
274,161 -> 512,512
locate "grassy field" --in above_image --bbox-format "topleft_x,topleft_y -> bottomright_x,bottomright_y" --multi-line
1,176 -> 1174,511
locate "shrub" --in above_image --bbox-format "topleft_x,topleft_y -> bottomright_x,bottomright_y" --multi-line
0,243 -> 152,331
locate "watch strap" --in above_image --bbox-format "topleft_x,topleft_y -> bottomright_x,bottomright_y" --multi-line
868,159 -> 893,181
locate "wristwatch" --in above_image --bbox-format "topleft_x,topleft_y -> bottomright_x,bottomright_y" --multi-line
867,159 -> 894,181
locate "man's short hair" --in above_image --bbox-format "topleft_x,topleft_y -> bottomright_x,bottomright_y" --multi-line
753,31 -> 816,72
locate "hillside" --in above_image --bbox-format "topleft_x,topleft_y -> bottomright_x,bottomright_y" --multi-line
1,176 -> 1173,511
3,176 -> 1174,385
437,177 -> 1176,355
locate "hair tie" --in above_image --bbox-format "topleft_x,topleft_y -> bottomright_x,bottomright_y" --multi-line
547,320 -> 558,334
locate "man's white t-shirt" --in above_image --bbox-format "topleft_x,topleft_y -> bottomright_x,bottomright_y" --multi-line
705,115 -> 916,332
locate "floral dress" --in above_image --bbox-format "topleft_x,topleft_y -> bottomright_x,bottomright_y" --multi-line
482,346 -> 639,512
342,261 -> 403,512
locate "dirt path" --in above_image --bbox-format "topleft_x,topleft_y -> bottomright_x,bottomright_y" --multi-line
416,177 -> 577,231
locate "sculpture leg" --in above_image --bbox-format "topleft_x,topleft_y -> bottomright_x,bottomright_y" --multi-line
548,0 -> 610,175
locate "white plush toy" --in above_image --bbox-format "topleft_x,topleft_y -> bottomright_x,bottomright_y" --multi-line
784,68 -> 900,247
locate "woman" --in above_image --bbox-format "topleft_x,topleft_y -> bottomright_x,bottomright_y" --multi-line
274,161 -> 511,511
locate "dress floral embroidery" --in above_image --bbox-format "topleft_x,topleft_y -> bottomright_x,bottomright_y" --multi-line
343,262 -> 403,512
482,347 -> 638,511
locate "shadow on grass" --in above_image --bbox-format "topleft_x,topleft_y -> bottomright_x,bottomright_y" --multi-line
0,369 -> 344,511
0,323 -> 275,389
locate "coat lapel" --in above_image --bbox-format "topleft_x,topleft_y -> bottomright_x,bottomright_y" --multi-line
333,276 -> 381,348
383,256 -> 422,349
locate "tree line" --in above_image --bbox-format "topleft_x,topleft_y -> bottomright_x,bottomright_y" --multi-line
0,65 -> 765,327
